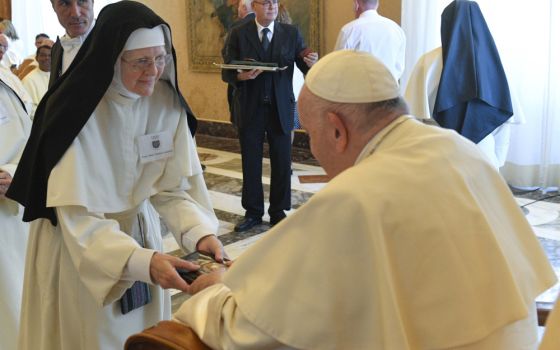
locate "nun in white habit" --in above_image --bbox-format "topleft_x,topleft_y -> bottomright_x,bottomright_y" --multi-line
0,68 -> 31,350
7,2 -> 224,349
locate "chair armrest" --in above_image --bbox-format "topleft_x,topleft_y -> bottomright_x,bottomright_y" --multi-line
125,320 -> 211,350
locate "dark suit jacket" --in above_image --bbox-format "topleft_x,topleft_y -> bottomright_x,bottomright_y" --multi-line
222,20 -> 309,134
222,13 -> 256,126
49,38 -> 63,88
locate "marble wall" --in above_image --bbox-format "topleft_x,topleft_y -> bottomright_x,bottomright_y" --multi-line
136,0 -> 401,124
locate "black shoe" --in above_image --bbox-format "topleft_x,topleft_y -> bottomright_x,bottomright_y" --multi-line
269,213 -> 286,227
234,217 -> 262,232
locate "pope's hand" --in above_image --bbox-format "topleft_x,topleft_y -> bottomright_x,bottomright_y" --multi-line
189,268 -> 226,295
196,235 -> 228,263
149,252 -> 199,292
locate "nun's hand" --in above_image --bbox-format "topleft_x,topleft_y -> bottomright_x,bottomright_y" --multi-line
149,252 -> 199,292
196,235 -> 228,263
0,171 -> 12,197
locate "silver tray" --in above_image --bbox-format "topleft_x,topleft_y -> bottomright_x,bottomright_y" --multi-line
213,63 -> 288,71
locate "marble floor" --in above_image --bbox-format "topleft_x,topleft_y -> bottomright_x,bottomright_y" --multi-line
166,134 -> 560,312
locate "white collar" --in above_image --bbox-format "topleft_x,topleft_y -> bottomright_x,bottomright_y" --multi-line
255,19 -> 275,35
359,9 -> 379,19
59,20 -> 95,51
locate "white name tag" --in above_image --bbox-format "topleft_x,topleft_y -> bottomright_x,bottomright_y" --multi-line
0,115 -> 9,126
137,131 -> 173,164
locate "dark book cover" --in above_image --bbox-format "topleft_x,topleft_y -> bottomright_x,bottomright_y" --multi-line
177,252 -> 229,284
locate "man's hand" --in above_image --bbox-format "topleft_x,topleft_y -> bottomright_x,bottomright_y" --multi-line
237,69 -> 262,81
0,171 -> 12,198
149,252 -> 199,292
189,268 -> 226,295
304,52 -> 319,67
196,235 -> 228,262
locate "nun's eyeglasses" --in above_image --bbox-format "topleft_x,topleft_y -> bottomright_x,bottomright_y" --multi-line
122,54 -> 171,72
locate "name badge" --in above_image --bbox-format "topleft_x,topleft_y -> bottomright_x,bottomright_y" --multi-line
137,131 -> 173,164
0,115 -> 9,126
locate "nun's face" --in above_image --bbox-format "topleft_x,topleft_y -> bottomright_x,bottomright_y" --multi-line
121,46 -> 167,97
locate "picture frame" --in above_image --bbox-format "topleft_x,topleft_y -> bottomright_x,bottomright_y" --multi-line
187,0 -> 322,73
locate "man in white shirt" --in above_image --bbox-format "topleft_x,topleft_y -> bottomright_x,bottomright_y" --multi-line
172,51 -> 556,349
22,45 -> 52,119
49,0 -> 95,87
334,0 -> 406,82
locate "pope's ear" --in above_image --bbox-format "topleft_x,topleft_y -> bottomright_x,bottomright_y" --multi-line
326,112 -> 348,153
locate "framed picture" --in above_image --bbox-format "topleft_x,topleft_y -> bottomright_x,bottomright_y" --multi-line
187,0 -> 322,72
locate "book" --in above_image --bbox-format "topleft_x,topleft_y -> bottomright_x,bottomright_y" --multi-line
176,251 -> 229,284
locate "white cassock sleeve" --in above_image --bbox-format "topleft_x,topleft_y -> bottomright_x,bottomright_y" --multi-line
174,284 -> 288,350
56,206 -> 149,306
150,173 -> 219,253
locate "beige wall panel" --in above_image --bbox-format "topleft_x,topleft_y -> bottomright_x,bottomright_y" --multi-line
379,0 -> 401,24
0,0 -> 11,20
136,0 -> 401,123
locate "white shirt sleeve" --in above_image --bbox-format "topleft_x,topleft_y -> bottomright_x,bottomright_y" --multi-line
334,28 -> 349,51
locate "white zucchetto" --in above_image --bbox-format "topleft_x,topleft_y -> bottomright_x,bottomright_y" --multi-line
305,50 -> 400,103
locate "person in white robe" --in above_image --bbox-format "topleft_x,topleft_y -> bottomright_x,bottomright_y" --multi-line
6,2 -> 225,349
0,20 -> 22,70
334,0 -> 406,82
22,45 -> 51,119
404,1 -> 521,169
172,50 -> 557,349
0,61 -> 32,350
0,34 -> 33,114
404,47 -> 524,169
21,33 -> 51,65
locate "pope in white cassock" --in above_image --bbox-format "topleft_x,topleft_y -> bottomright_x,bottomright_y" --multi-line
0,52 -> 31,350
6,2 -> 225,349
172,51 -> 557,349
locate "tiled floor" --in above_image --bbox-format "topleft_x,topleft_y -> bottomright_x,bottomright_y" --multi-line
167,134 -> 560,312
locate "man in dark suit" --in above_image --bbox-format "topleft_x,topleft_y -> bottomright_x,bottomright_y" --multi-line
48,0 -> 95,87
223,0 -> 255,126
222,0 -> 318,232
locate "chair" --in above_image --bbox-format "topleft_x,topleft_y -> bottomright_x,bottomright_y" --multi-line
14,58 -> 34,75
125,321 -> 211,350
17,64 -> 36,80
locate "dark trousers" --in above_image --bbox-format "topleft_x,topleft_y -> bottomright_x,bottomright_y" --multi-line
238,102 -> 291,219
